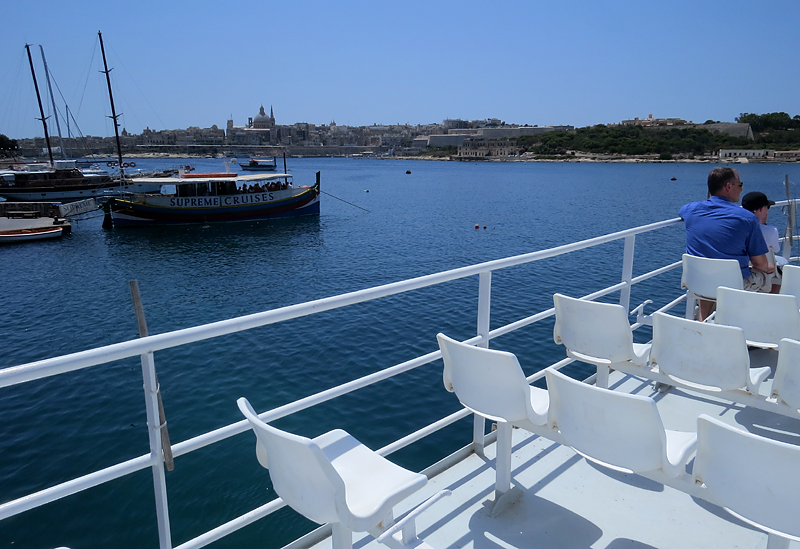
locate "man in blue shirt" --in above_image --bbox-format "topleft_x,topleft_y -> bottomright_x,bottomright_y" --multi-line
680,167 -> 774,320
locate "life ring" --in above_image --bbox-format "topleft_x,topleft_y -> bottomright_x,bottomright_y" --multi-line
129,161 -> 136,167
122,162 -> 130,168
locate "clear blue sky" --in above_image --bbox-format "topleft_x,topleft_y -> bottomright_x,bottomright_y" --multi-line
2,0 -> 799,139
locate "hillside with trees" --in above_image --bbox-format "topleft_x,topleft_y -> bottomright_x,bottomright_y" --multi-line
518,112 -> 800,158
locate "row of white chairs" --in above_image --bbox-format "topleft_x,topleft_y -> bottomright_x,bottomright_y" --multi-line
553,292 -> 800,416
232,255 -> 800,549
681,253 -> 800,306
437,333 -> 800,549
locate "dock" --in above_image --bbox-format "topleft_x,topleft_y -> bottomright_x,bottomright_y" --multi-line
0,202 -> 72,237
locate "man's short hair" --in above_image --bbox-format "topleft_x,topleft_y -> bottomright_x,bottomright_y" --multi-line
708,167 -> 738,196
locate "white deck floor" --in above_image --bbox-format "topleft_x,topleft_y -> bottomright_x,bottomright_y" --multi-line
307,349 -> 800,549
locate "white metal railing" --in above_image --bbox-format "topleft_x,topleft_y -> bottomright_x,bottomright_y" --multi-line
0,212 -> 761,549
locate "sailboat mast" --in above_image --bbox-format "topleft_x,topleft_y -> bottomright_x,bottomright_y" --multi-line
40,46 -> 66,160
98,31 -> 125,179
25,44 -> 54,166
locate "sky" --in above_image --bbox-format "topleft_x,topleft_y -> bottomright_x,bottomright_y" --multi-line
2,0 -> 799,139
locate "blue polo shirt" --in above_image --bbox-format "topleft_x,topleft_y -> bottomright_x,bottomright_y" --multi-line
679,195 -> 768,278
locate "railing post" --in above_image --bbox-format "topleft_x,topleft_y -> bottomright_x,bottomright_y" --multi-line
473,271 -> 492,456
619,235 -> 635,312
141,350 -> 173,549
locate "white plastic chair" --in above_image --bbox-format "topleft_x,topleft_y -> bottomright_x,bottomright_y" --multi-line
779,264 -> 800,307
681,253 -> 743,300
650,312 -> 770,394
437,333 -> 549,514
238,397 -> 428,549
715,286 -> 800,349
772,338 -> 800,412
694,415 -> 800,549
553,293 -> 651,388
545,368 -> 696,478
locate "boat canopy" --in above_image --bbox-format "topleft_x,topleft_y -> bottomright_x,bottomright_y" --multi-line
129,173 -> 293,185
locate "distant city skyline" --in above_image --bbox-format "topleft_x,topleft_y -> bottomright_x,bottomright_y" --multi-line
2,0 -> 799,140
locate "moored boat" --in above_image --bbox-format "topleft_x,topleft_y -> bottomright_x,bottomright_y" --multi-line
0,226 -> 63,243
0,160 -> 167,202
237,157 -> 278,171
105,171 -> 320,227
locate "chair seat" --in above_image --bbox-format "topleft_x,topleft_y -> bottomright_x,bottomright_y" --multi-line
527,386 -> 550,419
315,429 -> 428,532
664,429 -> 700,476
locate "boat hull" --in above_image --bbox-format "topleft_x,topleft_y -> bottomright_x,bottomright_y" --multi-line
109,184 -> 320,227
0,226 -> 63,243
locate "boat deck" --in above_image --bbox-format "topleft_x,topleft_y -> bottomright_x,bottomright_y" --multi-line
0,216 -> 69,233
306,349 -> 798,549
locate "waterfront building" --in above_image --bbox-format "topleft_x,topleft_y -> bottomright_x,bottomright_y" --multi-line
457,137 -> 519,158
719,149 -> 774,160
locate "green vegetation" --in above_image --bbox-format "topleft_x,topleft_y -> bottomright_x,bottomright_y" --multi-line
736,112 -> 800,148
518,112 -> 800,157
0,134 -> 19,156
418,145 -> 457,157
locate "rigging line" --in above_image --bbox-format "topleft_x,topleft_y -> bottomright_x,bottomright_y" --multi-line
320,190 -> 371,213
107,43 -> 167,130
76,39 -> 98,120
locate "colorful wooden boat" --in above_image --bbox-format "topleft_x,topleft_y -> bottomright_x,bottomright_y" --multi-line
106,171 -> 320,227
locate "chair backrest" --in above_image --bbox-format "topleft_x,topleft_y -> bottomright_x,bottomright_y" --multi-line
681,254 -> 743,300
715,286 -> 800,348
779,264 -> 800,306
650,312 -> 750,391
772,338 -> 800,411
237,397 -> 342,525
437,333 -> 534,423
545,369 -> 667,474
694,415 -> 800,541
552,293 -> 634,365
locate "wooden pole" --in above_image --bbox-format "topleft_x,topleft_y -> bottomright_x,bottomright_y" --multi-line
129,280 -> 175,471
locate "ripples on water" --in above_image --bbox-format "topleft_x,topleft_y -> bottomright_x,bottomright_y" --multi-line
1,159 -> 798,548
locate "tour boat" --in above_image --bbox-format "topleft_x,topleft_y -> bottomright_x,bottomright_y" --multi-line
1,195 -> 799,549
105,171 -> 320,227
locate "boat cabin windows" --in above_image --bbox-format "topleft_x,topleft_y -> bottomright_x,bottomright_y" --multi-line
174,177 -> 293,197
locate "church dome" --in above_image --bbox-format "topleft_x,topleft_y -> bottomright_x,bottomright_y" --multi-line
254,105 -> 269,123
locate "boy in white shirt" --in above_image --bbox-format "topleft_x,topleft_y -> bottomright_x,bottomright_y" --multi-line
742,191 -> 786,293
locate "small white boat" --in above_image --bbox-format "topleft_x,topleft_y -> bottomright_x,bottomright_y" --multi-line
237,157 -> 278,171
0,226 -> 63,243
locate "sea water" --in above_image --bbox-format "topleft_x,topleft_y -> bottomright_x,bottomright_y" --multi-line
1,158 -> 799,549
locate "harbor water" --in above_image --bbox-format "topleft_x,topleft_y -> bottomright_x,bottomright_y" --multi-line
2,158 -> 799,549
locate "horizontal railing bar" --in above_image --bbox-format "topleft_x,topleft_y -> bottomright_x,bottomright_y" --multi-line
0,218 -> 683,389
172,349 -> 445,457
0,453 -> 154,520
378,408 -> 472,457
487,281 -> 627,341
631,260 -> 682,285
174,497 -> 287,549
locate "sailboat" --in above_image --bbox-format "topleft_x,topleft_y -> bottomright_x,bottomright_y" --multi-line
0,35 -> 165,202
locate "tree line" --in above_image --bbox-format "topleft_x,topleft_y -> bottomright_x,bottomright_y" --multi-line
518,112 -> 800,158
0,134 -> 19,156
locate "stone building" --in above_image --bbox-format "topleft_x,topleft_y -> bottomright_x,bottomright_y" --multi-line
457,138 -> 518,158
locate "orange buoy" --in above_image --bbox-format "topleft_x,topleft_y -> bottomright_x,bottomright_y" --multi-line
475,224 -> 479,229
